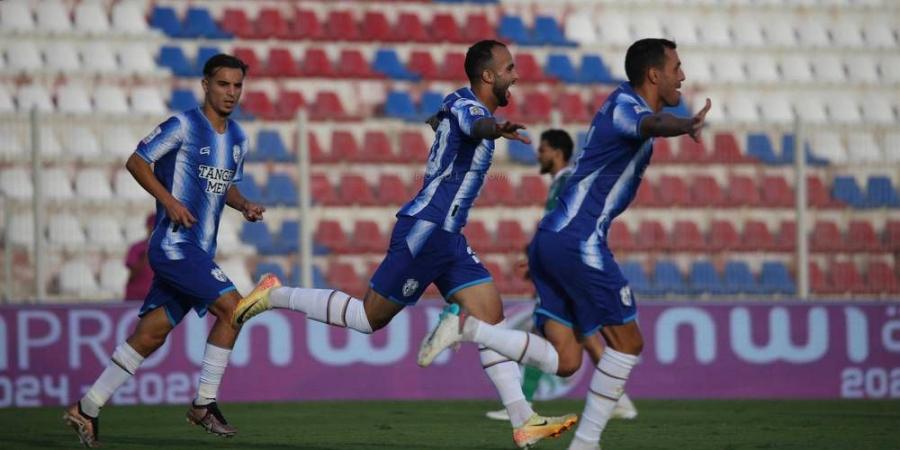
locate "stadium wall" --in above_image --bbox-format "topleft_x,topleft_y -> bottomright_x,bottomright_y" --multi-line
1,300 -> 898,408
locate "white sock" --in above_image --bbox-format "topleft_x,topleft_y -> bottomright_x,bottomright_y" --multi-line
478,320 -> 534,428
195,343 -> 232,406
270,287 -> 373,334
574,348 -> 639,445
81,343 -> 144,417
463,317 -> 559,375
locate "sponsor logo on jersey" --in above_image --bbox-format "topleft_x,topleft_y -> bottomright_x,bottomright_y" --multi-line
198,164 -> 234,195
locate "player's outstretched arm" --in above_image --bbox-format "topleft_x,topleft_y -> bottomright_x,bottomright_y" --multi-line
471,118 -> 532,143
639,98 -> 711,142
125,153 -> 197,229
226,185 -> 265,222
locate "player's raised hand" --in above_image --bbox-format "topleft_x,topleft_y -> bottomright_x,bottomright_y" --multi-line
497,121 -> 531,144
688,98 -> 712,142
165,199 -> 197,231
242,202 -> 266,222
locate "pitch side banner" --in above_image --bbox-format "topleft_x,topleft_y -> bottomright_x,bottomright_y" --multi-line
0,301 -> 898,407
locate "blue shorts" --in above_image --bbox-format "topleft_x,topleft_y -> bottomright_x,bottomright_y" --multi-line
140,242 -> 237,326
528,229 -> 637,336
370,217 -> 493,305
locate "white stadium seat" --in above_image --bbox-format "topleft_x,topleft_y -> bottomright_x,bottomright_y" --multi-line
699,15 -> 732,46
826,95 -> 862,124
8,213 -> 34,248
17,83 -> 55,112
131,86 -> 167,116
85,216 -> 125,250
35,0 -> 72,34
845,132 -> 882,164
81,42 -> 119,74
99,258 -> 129,298
762,16 -> 798,47
793,95 -> 828,124
812,55 -> 846,83
123,214 -> 150,243
94,85 -> 129,114
41,167 -> 74,201
102,126 -> 138,159
845,55 -> 880,84
780,55 -> 813,83
731,15 -> 765,47
564,14 -> 597,45
884,132 -> 900,163
596,14 -> 631,46
119,43 -> 157,75
864,21 -> 898,48
725,93 -> 759,123
56,84 -> 93,114
830,19 -> 865,48
809,131 -> 846,164
58,259 -> 101,297
74,0 -> 111,35
44,41 -> 82,73
759,93 -> 795,125
630,15 -> 664,43
0,127 -> 24,160
880,55 -> 900,83
39,125 -> 63,159
7,41 -> 43,74
65,126 -> 102,160
111,0 -> 150,36
712,54 -> 746,83
860,93 -> 897,125
0,167 -> 33,200
1,0 -> 35,33
0,85 -> 15,113
76,168 -> 113,200
745,55 -> 780,83
797,20 -> 831,47
114,169 -> 147,202
664,15 -> 700,46
47,214 -> 86,250
682,54 -> 712,84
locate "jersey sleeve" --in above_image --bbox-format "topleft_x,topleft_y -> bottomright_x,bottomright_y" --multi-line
450,99 -> 490,137
611,100 -> 653,140
135,116 -> 184,163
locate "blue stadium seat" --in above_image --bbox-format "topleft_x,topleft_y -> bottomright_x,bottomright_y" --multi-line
266,174 -> 299,206
507,134 -> 537,165
240,222 -> 277,254
195,46 -> 221,73
236,173 -> 263,203
746,134 -> 779,164
254,129 -> 292,162
419,91 -> 444,119
384,91 -> 418,121
498,16 -> 537,45
832,176 -> 866,208
182,7 -> 231,39
169,89 -> 198,111
865,176 -> 900,208
620,261 -> 651,296
230,106 -> 254,122
759,261 -> 794,295
689,261 -> 726,295
780,134 -> 828,166
372,49 -> 419,80
652,260 -> 686,295
577,54 -> 615,84
255,262 -> 287,282
277,221 -> 329,255
545,54 -> 578,83
150,6 -> 183,37
158,46 -> 195,77
723,261 -> 760,295
533,16 -> 575,46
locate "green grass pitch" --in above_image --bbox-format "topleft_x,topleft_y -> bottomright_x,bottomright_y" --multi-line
5,400 -> 899,449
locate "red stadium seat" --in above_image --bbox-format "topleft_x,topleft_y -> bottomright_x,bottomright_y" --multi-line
726,175 -> 761,206
310,91 -> 348,121
710,132 -> 746,163
675,135 -> 708,163
330,131 -> 359,162
521,91 -> 552,123
307,132 -> 330,163
326,262 -> 364,297
291,9 -> 325,40
658,175 -> 690,206
398,131 -> 429,163
558,92 -> 590,123
634,220 -> 666,251
221,8 -> 254,38
514,53 -> 549,83
811,220 -> 844,252
336,49 -> 379,79
274,90 -> 304,121
440,52 -> 467,81
316,220 -> 350,253
669,220 -> 706,252
361,11 -> 391,41
431,13 -> 464,43
349,220 -> 385,254
866,261 -> 899,293
708,220 -> 740,252
301,48 -> 335,77
496,220 -> 529,253
465,220 -> 496,253
265,47 -> 300,77
652,139 -> 675,163
241,91 -> 276,120
829,261 -> 865,294
760,175 -> 793,207
739,220 -> 774,251
690,175 -> 725,207
339,174 -> 377,206
232,47 -> 262,77
633,179 -> 660,207
312,173 -> 339,205
482,261 -> 514,295
608,221 -> 635,252
376,174 -> 409,206
325,11 -> 361,41
391,12 -> 431,42
518,175 -> 548,207
408,51 -> 440,80
886,220 -> 900,251
480,176 -> 516,207
496,94 -> 525,124
846,221 -> 880,252
256,8 -> 290,40
773,220 -> 796,252
359,131 -> 394,162
809,261 -> 830,294
590,90 -> 612,111
807,175 -> 843,209
462,13 -> 496,41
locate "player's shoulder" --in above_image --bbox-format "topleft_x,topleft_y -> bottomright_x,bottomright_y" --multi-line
446,87 -> 490,116
227,117 -> 248,142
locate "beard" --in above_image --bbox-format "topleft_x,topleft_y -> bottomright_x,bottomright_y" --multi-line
493,83 -> 510,107
539,160 -> 552,174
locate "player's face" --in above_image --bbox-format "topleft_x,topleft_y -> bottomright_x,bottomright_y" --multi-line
537,140 -> 558,174
658,48 -> 685,108
203,67 -> 244,117
489,46 -> 518,107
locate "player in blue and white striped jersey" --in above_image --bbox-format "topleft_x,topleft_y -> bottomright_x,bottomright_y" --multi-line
65,54 -> 265,447
234,40 -> 579,448
418,39 -> 712,450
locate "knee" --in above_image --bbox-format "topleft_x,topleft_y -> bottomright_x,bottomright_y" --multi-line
556,352 -> 583,378
129,331 -> 167,354
612,338 -> 643,356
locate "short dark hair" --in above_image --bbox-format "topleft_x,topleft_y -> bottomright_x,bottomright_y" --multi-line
202,53 -> 248,78
624,38 -> 677,87
540,129 -> 573,162
464,40 -> 506,84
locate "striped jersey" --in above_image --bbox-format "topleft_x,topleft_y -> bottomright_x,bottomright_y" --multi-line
397,87 -> 495,233
135,107 -> 248,259
540,82 -> 655,242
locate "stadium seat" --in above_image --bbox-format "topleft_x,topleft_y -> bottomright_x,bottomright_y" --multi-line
361,11 -> 391,41
498,15 -> 536,46
558,92 -> 590,123
759,261 -> 794,295
291,9 -> 326,40
336,49 -> 378,79
373,49 -> 419,80
42,167 -> 74,201
326,10 -> 361,41
100,259 -> 128,299
866,20 -> 898,48
620,261 -> 650,295
111,0 -> 149,36
349,220 -> 386,254
669,220 -> 706,252
264,47 -> 301,78
595,13 -> 631,46
463,13 -> 496,42
149,6 -> 183,37
1,0 -> 34,33
723,261 -> 760,295
780,134 -> 829,166
398,131 -> 429,163
708,220 -> 740,252
408,51 -> 440,80
1,167 -> 33,200
465,221 -> 496,253
760,175 -> 793,207
507,137 -> 537,165
119,42 -> 158,75
844,132 -> 882,165
690,175 -> 726,207
745,54 -> 780,83
633,179 -> 661,207
315,220 -> 350,254
534,16 -> 575,46
236,173 -> 263,204
265,174 -> 299,206
114,169 -> 145,202
518,175 -> 548,207
253,129 -> 292,162
439,52 -> 468,81
846,55 -> 880,84
546,54 -> 578,83
811,220 -> 844,252
689,261 -> 726,295
828,261 -> 865,295
311,173 -> 339,205
299,48 -> 334,77
699,14 -> 732,46
710,133 -> 746,163
57,84 -> 94,115
183,7 -> 230,39
885,132 -> 900,163
310,91 -> 349,121
865,176 -> 900,208
85,217 -> 124,251
521,91 -> 553,123
515,53 -> 550,82
607,221 -> 634,252
807,175 -> 841,208
652,260 -> 686,295
48,214 -> 86,250
6,41 -> 41,74
391,12 -> 431,42
578,55 -> 616,84
339,174 -> 377,206
832,18 -> 865,48
158,46 -> 195,77
330,131 -> 359,162
480,177 -> 517,207
94,85 -> 129,114
658,175 -> 690,206
376,174 -> 410,205
431,13 -> 464,43
241,91 -> 276,120
780,55 -> 814,83
801,261 -> 825,293
675,135 -> 708,163
865,261 -> 899,294
772,221 -> 796,252
221,8 -> 255,38
36,0 -> 72,34
832,176 -> 866,208
496,220 -> 529,253
358,131 -> 394,163
384,91 -> 418,121
713,55 -> 747,83
419,91 -> 444,119
739,220 -> 774,251
67,127 -> 101,160
846,220 -> 881,252
59,259 -> 101,298
131,87 -> 166,116
635,220 -> 666,252
652,139 -> 675,163
45,42 -> 81,73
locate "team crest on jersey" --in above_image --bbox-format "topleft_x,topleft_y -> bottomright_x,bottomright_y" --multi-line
402,278 -> 419,297
620,285 -> 633,306
233,144 -> 241,163
211,267 -> 228,283
633,104 -> 651,115
469,106 -> 484,116
142,126 -> 161,144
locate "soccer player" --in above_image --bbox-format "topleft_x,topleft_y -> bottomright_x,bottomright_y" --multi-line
233,40 -> 577,448
63,54 -> 264,448
485,130 -> 637,422
418,39 -> 711,450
